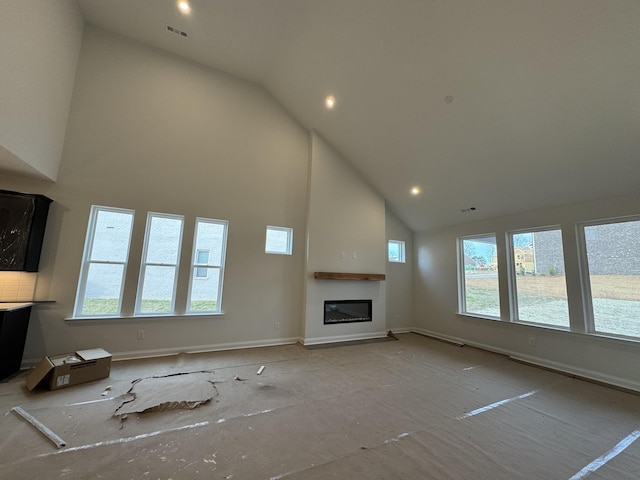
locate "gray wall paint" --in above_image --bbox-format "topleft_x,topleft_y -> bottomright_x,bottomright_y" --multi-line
1,26 -> 310,361
0,0 -> 83,179
385,206 -> 413,331
303,133 -> 387,343
414,192 -> 640,390
1,25 -> 415,362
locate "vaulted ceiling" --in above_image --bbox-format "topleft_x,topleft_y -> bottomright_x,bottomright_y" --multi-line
74,1 -> 640,230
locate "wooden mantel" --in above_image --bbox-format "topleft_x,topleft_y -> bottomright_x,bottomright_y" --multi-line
314,272 -> 386,281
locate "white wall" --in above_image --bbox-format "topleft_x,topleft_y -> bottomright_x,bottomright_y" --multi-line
414,191 -> 640,391
0,26 -> 310,362
385,206 -> 413,331
303,132 -> 386,343
0,0 -> 83,180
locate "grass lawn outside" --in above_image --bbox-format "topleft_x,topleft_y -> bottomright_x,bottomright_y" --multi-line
82,298 -> 217,315
464,274 -> 640,335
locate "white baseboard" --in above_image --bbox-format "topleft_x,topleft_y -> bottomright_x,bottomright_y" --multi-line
508,353 -> 640,393
21,337 -> 301,367
411,328 -> 465,346
112,336 -> 302,362
302,331 -> 389,346
21,329 -> 416,368
412,328 -> 640,393
387,327 -> 414,334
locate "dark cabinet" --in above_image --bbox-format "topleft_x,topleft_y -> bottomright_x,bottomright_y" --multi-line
0,305 -> 32,381
0,190 -> 52,272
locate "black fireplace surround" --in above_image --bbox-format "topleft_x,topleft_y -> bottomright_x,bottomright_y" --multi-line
324,300 -> 372,324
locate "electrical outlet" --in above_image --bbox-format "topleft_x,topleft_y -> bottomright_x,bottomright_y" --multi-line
274,322 -> 280,331
528,337 -> 536,347
137,330 -> 144,340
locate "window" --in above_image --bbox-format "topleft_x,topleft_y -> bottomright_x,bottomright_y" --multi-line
74,206 -> 134,317
195,250 -> 209,278
509,228 -> 569,328
136,213 -> 184,315
582,218 -> 640,338
265,226 -> 293,255
187,218 -> 228,313
388,240 -> 406,263
459,235 -> 500,317
74,206 -> 231,318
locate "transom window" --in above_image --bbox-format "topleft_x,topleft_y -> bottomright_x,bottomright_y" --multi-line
265,226 -> 293,255
388,240 -> 406,263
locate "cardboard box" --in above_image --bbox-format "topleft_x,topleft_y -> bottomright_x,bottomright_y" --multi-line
26,348 -> 111,391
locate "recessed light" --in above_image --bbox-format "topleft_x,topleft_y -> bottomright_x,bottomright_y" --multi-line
178,1 -> 191,14
410,186 -> 421,196
325,95 -> 336,109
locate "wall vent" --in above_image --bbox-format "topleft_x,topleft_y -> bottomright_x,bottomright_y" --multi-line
166,25 -> 188,38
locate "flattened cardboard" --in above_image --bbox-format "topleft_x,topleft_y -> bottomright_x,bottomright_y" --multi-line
114,371 -> 216,416
26,348 -> 111,391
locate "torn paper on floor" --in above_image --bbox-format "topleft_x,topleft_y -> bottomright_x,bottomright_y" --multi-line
114,371 -> 217,416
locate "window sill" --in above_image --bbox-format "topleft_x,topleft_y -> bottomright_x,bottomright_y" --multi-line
66,312 -> 225,323
456,312 -> 571,330
456,312 -> 501,322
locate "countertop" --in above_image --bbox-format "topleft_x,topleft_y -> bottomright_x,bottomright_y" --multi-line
0,302 -> 34,312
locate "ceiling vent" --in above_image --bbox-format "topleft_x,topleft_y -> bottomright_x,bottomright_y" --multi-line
166,25 -> 188,38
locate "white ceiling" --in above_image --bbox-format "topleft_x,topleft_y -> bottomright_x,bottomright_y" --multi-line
64,1 -> 640,230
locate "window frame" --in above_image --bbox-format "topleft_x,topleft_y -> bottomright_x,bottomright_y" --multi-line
73,205 -> 135,318
388,240 -> 406,263
186,217 -> 229,314
265,225 -> 293,255
578,215 -> 640,339
455,216 -> 640,346
457,233 -> 500,319
507,226 -> 570,329
134,212 -> 185,316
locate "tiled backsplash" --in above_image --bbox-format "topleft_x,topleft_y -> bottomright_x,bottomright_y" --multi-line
0,272 -> 37,302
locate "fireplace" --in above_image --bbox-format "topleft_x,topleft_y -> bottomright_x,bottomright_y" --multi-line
324,300 -> 372,324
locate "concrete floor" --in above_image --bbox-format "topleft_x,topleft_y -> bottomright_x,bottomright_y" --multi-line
1,333 -> 640,479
